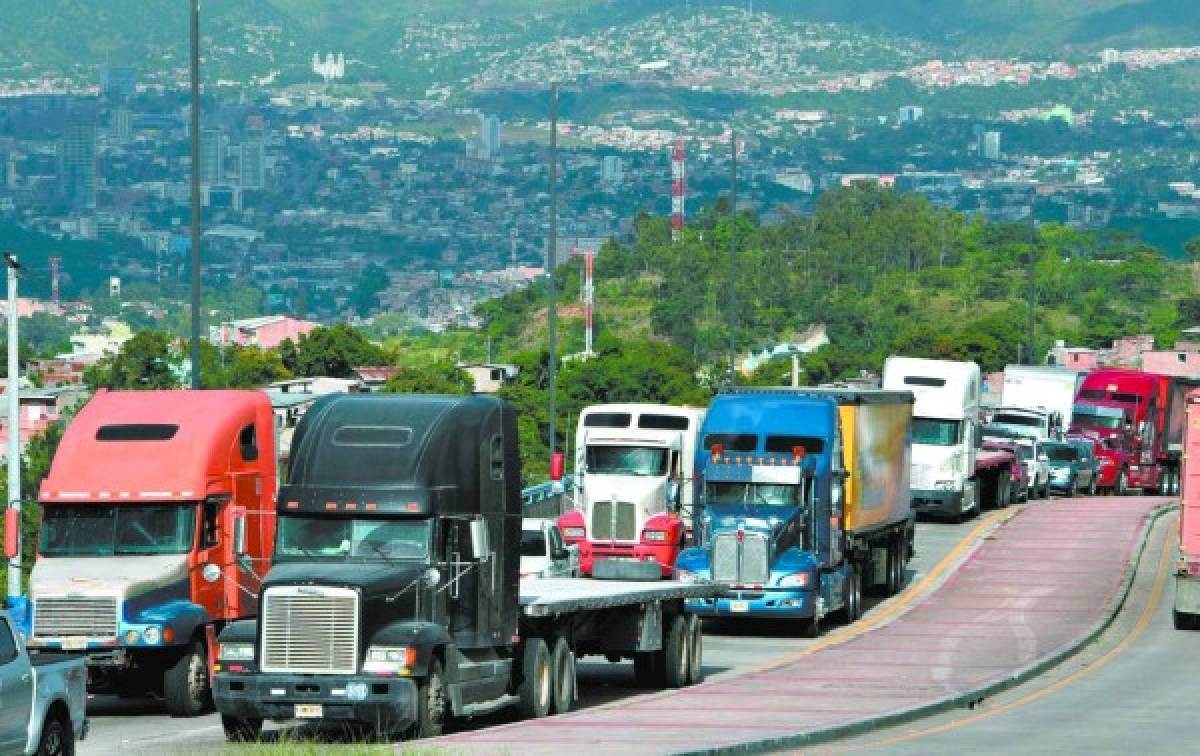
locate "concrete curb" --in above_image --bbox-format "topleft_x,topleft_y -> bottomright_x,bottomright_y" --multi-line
677,501 -> 1177,756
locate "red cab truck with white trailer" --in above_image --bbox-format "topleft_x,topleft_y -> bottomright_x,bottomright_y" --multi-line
1073,369 -> 1189,495
18,390 -> 277,716
1174,389 -> 1200,629
559,404 -> 705,577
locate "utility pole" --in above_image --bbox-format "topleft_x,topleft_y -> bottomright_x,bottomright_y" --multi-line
728,128 -> 738,384
188,0 -> 203,389
1027,189 -> 1037,366
5,253 -> 21,601
547,83 -> 560,461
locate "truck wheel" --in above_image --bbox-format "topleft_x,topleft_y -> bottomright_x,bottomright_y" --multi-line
1088,476 -> 1097,497
663,615 -> 690,688
686,615 -> 704,685
517,638 -> 552,719
888,540 -> 904,595
549,638 -> 574,715
164,639 -> 212,717
36,713 -> 71,756
413,657 -> 448,738
221,714 -> 263,743
1041,479 -> 1050,499
633,650 -> 664,688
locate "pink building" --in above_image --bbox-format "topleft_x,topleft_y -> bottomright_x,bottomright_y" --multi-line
209,315 -> 318,350
1046,340 -> 1100,370
0,386 -> 87,451
1142,341 -> 1200,379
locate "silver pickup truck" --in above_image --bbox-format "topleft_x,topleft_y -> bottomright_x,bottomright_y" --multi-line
0,609 -> 88,756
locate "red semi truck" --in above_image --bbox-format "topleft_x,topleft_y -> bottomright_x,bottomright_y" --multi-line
17,390 -> 277,715
1071,368 -> 1188,496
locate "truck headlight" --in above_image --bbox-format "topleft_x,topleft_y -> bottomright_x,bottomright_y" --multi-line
778,572 -> 811,588
142,626 -> 162,645
562,527 -> 585,539
642,530 -> 668,542
219,642 -> 256,662
364,646 -> 415,675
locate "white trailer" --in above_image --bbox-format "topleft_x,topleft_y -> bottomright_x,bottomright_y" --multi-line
1001,365 -> 1087,435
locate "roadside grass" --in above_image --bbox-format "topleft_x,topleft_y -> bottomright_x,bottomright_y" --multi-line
219,727 -> 452,756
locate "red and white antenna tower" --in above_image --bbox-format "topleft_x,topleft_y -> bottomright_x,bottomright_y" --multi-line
671,136 -> 685,243
49,256 -> 61,304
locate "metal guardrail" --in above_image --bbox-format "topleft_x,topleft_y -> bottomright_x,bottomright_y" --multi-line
521,475 -> 575,519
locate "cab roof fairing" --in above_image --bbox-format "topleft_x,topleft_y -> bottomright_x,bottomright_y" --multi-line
39,389 -> 276,504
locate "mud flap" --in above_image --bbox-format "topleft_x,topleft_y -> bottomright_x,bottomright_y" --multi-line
205,624 -> 218,685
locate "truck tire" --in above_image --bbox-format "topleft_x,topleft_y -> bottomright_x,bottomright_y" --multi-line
221,714 -> 263,742
633,650 -> 664,688
1088,476 -> 1097,497
549,637 -> 575,715
686,615 -> 704,685
663,615 -> 690,688
164,639 -> 211,717
887,540 -> 904,595
1040,478 -> 1050,499
517,638 -> 552,719
1064,477 -> 1074,497
413,657 -> 448,738
36,713 -> 72,756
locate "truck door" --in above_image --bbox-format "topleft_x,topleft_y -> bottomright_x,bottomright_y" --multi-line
828,421 -> 845,566
0,615 -> 32,752
193,495 -> 226,618
445,519 -> 487,647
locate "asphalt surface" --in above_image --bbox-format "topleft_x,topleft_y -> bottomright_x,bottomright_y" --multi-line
76,514 -> 999,754
831,505 -> 1184,756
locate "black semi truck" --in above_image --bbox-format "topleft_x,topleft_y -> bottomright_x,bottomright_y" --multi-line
213,394 -> 716,741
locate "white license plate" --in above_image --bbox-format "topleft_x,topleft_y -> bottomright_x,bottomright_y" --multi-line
730,600 -> 750,613
294,704 -> 323,719
61,638 -> 88,650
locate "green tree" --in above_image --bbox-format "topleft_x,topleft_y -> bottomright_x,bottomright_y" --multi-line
286,324 -> 390,378
383,363 -> 473,395
83,330 -> 179,390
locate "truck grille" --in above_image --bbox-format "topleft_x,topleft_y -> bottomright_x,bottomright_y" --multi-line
261,586 -> 359,675
711,533 -> 770,585
33,597 -> 119,638
592,500 -> 637,541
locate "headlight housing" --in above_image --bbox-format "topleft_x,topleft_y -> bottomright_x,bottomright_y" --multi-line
363,646 -> 415,675
219,642 -> 255,662
778,572 -> 811,588
642,530 -> 668,543
142,626 -> 162,645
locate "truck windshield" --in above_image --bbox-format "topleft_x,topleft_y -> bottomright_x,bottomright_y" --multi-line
992,413 -> 1043,428
912,418 -> 961,446
585,445 -> 668,476
1044,445 -> 1077,462
40,504 -> 196,557
706,482 -> 802,509
1073,408 -> 1123,430
275,515 -> 431,561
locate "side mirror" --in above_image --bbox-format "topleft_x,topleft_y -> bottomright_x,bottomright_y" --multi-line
4,508 -> 18,560
667,480 -> 681,509
469,518 -> 490,561
232,509 -> 247,557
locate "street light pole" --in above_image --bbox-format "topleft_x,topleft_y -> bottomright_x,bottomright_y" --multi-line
547,83 -> 559,462
1027,189 -> 1037,366
188,0 -> 203,388
5,253 -> 21,601
728,128 -> 738,384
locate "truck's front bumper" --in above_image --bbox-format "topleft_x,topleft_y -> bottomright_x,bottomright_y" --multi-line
910,489 -> 965,518
580,542 -> 676,578
687,588 -> 814,619
214,672 -> 417,728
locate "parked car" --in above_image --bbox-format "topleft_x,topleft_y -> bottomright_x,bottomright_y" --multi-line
982,439 -> 1029,502
0,608 -> 88,755
521,518 -> 581,578
986,429 -> 1049,499
1044,440 -> 1098,497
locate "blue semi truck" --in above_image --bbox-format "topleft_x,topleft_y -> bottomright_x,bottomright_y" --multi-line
676,388 -> 915,636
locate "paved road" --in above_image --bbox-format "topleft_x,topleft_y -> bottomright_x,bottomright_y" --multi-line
76,515 -> 994,754
832,506 -> 1185,756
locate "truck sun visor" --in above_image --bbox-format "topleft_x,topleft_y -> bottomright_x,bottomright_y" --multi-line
95,423 -> 179,441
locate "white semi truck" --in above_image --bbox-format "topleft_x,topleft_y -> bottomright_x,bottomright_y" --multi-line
558,404 -> 705,577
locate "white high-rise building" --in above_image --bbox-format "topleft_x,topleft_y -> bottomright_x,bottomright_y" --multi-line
982,131 -> 1002,161
479,115 -> 501,160
601,155 -> 624,186
238,141 -> 266,189
200,128 -> 225,186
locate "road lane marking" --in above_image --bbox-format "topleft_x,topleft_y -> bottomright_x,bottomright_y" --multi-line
752,508 -> 1018,674
842,516 -> 1176,752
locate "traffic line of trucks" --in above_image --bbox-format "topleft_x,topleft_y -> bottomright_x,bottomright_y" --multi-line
1,353 -> 1191,746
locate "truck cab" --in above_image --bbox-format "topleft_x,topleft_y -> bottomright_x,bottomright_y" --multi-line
988,406 -> 1059,441
558,404 -> 704,577
1070,403 -> 1134,494
20,390 -> 276,716
1073,368 -> 1172,492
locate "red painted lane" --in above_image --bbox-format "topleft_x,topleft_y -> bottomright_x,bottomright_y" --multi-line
425,497 -> 1169,755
